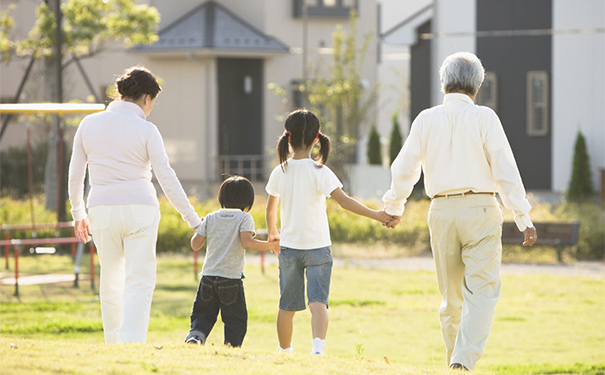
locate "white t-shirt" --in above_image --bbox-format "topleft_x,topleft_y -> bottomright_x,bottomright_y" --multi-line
265,158 -> 342,249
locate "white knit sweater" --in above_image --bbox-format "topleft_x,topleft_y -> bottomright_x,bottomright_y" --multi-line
68,100 -> 201,228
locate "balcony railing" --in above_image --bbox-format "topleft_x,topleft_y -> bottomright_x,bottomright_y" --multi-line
217,155 -> 264,181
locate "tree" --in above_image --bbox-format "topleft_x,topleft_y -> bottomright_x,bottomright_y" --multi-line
292,10 -> 378,177
0,0 -> 159,220
388,112 -> 403,165
366,123 -> 381,165
567,130 -> 594,203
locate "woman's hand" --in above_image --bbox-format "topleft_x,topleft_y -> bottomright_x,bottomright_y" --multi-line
74,218 -> 92,243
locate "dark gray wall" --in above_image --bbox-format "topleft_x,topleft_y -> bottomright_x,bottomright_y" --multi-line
410,20 -> 432,121
476,0 -> 552,190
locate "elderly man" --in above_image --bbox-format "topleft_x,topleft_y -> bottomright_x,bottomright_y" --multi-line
383,52 -> 537,371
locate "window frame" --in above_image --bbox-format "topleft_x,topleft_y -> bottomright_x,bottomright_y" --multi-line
476,71 -> 498,112
293,0 -> 358,19
526,71 -> 549,137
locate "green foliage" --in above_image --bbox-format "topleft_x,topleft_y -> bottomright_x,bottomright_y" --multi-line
567,131 -> 594,203
557,203 -> 605,260
0,142 -> 48,198
1,0 -> 160,60
366,123 -> 382,165
389,113 -> 403,165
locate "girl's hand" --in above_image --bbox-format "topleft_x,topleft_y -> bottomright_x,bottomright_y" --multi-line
74,218 -> 92,243
375,210 -> 395,226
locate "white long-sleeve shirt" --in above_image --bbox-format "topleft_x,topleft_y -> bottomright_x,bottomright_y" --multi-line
383,93 -> 533,231
68,100 -> 201,228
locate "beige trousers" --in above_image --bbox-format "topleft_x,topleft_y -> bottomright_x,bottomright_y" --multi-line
427,194 -> 503,370
89,205 -> 161,344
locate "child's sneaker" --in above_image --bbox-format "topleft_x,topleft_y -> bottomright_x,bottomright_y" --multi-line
279,345 -> 293,354
185,336 -> 202,345
311,337 -> 325,355
184,330 -> 206,345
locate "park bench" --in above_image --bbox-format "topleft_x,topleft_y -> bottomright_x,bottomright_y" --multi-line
501,221 -> 580,262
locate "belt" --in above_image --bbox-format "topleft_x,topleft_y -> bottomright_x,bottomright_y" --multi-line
432,191 -> 496,199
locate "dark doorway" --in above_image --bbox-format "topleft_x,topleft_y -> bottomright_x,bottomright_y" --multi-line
217,58 -> 264,181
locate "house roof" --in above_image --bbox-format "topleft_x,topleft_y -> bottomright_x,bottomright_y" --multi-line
133,1 -> 290,56
381,3 -> 433,45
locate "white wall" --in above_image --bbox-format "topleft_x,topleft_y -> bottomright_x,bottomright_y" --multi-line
431,0 -> 476,106
552,0 -> 605,192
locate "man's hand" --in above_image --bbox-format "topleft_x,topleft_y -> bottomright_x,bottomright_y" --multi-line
74,218 -> 92,243
385,215 -> 402,229
522,227 -> 537,246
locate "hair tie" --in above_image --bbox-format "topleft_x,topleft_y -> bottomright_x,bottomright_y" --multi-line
284,131 -> 291,137
316,131 -> 322,138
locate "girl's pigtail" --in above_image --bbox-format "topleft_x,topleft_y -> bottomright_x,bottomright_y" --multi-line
316,132 -> 331,166
277,133 -> 291,170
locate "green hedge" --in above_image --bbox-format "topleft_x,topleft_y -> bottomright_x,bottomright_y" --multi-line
1,196 -> 603,260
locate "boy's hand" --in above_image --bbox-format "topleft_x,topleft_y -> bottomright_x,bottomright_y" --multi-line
269,239 -> 281,254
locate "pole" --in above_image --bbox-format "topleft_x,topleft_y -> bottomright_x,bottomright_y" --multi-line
4,230 -> 9,270
302,1 -> 308,108
260,251 -> 265,275
14,246 -> 19,297
27,126 -> 36,232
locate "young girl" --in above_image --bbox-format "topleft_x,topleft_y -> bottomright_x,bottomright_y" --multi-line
265,109 -> 392,355
185,176 -> 279,347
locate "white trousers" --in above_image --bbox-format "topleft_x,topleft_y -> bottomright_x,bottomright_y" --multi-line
427,194 -> 503,370
89,205 -> 161,344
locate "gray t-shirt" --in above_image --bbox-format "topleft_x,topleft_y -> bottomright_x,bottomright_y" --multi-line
196,208 -> 256,279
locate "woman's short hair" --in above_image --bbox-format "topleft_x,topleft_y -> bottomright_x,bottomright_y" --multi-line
439,52 -> 485,96
115,66 -> 162,100
218,176 -> 255,212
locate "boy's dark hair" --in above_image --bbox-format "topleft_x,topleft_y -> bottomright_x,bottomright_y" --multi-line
218,176 -> 255,212
277,109 -> 331,170
115,65 -> 162,100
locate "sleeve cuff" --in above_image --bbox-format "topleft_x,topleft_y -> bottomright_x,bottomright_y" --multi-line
71,209 -> 87,222
513,213 -> 533,232
189,217 -> 202,229
384,202 -> 405,217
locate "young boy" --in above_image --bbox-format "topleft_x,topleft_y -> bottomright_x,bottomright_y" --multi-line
185,176 -> 279,346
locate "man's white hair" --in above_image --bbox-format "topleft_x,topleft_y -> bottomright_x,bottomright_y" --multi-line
439,52 -> 485,95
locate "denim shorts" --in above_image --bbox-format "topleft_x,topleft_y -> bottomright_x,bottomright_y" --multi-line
278,246 -> 333,311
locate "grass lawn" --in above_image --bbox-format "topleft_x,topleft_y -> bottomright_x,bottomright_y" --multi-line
0,253 -> 604,375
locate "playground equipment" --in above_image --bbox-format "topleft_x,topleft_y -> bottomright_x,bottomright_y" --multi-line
0,103 -> 105,297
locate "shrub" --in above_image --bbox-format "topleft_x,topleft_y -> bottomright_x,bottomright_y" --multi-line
0,142 -> 48,198
388,113 -> 403,165
366,123 -> 382,165
557,203 -> 605,260
567,131 -> 594,203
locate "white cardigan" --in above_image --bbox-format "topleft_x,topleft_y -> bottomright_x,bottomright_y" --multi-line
68,100 -> 201,228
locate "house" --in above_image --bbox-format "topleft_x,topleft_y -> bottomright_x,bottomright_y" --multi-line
382,0 -> 605,197
0,0 -> 379,199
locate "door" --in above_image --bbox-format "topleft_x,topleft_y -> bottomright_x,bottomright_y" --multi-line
217,58 -> 263,181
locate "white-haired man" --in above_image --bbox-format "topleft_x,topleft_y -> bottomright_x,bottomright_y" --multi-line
383,52 -> 537,370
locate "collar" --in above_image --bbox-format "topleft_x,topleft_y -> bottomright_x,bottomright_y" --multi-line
443,93 -> 475,105
106,100 -> 146,120
219,208 -> 243,213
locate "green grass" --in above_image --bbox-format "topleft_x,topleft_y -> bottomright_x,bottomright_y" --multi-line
0,254 -> 604,374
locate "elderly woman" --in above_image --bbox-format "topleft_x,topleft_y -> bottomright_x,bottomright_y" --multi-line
68,66 -> 201,344
383,52 -> 537,371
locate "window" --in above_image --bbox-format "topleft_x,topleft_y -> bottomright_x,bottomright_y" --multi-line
293,0 -> 358,19
526,71 -> 549,136
476,71 -> 497,112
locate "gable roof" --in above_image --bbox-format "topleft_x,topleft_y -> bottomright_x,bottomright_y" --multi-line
381,3 -> 433,45
133,1 -> 290,56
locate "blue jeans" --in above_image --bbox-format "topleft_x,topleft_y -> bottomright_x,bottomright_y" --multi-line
278,246 -> 333,311
189,276 -> 247,347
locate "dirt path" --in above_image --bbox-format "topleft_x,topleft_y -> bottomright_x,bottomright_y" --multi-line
247,254 -> 605,277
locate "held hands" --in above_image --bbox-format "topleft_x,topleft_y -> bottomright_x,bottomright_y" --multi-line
522,227 -> 537,246
268,233 -> 281,254
374,210 -> 401,229
74,218 -> 92,243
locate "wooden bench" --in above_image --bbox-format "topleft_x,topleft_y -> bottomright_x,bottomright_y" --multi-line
501,222 -> 580,262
